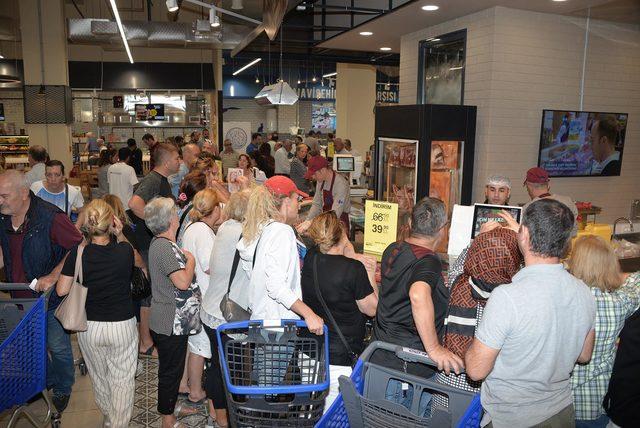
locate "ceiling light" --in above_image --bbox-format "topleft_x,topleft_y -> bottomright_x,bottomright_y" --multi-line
109,0 -> 134,64
297,79 -> 301,84
230,85 -> 235,97
322,72 -> 337,78
231,0 -> 243,9
232,58 -> 261,76
552,0 -> 568,2
380,47 -> 392,51
296,5 -> 306,11
0,54 -> 4,59
422,5 -> 439,11
312,76 -> 317,82
165,0 -> 179,12
449,66 -> 463,70
255,77 -> 260,83
426,37 -> 440,42
359,31 -> 373,36
210,9 -> 221,27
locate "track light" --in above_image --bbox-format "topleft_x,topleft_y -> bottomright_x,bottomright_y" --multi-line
232,58 -> 262,76
255,77 -> 260,83
210,9 -> 221,27
312,76 -> 317,82
166,0 -> 178,12
109,0 -> 134,64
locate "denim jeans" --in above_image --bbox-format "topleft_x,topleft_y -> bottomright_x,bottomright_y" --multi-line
576,414 -> 610,428
46,310 -> 75,396
385,376 -> 434,418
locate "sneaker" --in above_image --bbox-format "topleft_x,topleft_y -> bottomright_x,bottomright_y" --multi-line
52,394 -> 70,413
205,416 -> 217,428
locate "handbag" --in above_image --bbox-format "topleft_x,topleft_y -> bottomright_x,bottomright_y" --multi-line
54,245 -> 88,332
312,253 -> 358,367
131,267 -> 151,300
220,228 -> 267,322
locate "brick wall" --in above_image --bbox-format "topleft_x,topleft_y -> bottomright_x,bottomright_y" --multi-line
400,6 -> 640,223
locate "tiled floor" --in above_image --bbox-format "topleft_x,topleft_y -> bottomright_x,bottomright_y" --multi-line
0,336 -> 209,428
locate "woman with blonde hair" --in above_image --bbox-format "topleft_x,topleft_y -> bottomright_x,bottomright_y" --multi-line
56,199 -> 137,428
569,235 -> 640,428
178,189 -> 223,407
301,211 -> 378,409
201,189 -> 251,428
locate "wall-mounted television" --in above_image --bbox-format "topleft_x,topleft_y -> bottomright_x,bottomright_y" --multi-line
538,110 -> 628,177
135,103 -> 165,121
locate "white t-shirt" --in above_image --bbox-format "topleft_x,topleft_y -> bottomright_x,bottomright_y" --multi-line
30,181 -> 84,215
182,221 -> 215,296
274,147 -> 292,175
108,162 -> 138,206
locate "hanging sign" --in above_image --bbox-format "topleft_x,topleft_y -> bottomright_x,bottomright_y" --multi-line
364,200 -> 399,259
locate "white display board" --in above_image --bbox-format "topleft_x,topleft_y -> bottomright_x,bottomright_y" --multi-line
223,121 -> 252,152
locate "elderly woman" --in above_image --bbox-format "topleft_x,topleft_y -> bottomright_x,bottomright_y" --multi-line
200,189 -> 251,428
145,197 -> 202,428
436,228 -> 523,405
569,236 -> 640,428
56,199 -> 137,428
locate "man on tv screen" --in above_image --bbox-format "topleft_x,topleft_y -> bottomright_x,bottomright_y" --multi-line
589,116 -> 621,176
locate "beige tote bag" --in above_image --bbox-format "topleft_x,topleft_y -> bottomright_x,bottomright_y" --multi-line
54,245 -> 87,332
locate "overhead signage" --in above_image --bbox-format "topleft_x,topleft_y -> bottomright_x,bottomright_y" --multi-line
364,200 -> 399,260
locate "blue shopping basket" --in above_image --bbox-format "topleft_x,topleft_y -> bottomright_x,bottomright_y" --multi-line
217,319 -> 330,427
316,341 -> 482,428
0,283 -> 56,427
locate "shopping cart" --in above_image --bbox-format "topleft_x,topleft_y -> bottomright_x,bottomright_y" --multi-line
317,341 -> 482,428
0,283 -> 58,428
217,319 -> 330,427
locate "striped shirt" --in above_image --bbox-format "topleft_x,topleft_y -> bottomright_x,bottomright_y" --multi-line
571,272 -> 640,420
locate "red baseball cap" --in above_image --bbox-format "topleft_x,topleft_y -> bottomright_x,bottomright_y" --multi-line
304,155 -> 329,180
523,167 -> 550,185
265,176 -> 309,198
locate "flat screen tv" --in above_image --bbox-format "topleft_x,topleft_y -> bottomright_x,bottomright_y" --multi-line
135,103 -> 165,121
538,110 -> 628,177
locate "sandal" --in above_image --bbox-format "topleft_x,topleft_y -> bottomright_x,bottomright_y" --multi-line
139,345 -> 156,358
173,402 -> 199,418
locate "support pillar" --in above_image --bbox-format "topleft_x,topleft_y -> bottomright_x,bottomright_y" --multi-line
19,0 -> 72,169
335,63 -> 376,155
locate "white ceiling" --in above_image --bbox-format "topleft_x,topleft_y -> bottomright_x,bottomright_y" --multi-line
316,0 -> 639,54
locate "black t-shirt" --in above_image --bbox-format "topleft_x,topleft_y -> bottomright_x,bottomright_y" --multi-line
129,147 -> 143,175
604,307 -> 640,426
373,241 -> 449,351
131,171 -> 174,252
61,240 -> 134,322
301,248 -> 374,366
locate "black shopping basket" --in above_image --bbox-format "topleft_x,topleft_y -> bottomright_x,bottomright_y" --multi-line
217,319 -> 330,427
0,283 -> 58,427
318,341 -> 482,428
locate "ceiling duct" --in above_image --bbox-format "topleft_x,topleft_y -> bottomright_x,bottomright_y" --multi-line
255,80 -> 298,106
68,18 -> 246,48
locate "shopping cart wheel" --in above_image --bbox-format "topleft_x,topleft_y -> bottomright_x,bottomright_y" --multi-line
79,361 -> 88,376
51,413 -> 62,427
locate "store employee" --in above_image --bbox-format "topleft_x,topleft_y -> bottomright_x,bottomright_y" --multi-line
297,155 -> 351,234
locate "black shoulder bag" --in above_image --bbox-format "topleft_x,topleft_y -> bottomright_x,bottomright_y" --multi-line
312,253 -> 358,367
220,229 -> 265,322
175,205 -> 193,240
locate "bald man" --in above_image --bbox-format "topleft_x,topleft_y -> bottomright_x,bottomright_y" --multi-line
168,143 -> 201,198
0,170 -> 82,412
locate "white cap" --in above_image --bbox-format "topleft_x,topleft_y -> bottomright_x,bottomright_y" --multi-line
486,174 -> 511,189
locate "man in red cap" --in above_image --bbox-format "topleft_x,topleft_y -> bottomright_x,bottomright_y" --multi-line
296,155 -> 351,234
522,167 -> 578,235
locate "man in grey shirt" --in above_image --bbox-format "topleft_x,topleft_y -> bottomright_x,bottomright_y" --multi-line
466,199 -> 596,428
24,145 -> 48,187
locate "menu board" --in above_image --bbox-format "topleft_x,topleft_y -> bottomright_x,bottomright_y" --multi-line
135,104 -> 165,121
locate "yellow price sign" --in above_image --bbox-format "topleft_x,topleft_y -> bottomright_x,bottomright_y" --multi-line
364,200 -> 399,260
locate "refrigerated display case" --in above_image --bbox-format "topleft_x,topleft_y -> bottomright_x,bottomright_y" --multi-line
375,104 -> 476,250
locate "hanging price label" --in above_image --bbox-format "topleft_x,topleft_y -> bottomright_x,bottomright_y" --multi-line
364,200 -> 399,260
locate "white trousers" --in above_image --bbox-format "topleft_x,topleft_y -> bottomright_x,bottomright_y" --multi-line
77,318 -> 138,428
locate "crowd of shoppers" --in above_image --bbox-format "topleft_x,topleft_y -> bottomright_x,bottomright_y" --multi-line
2,133 -> 639,428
